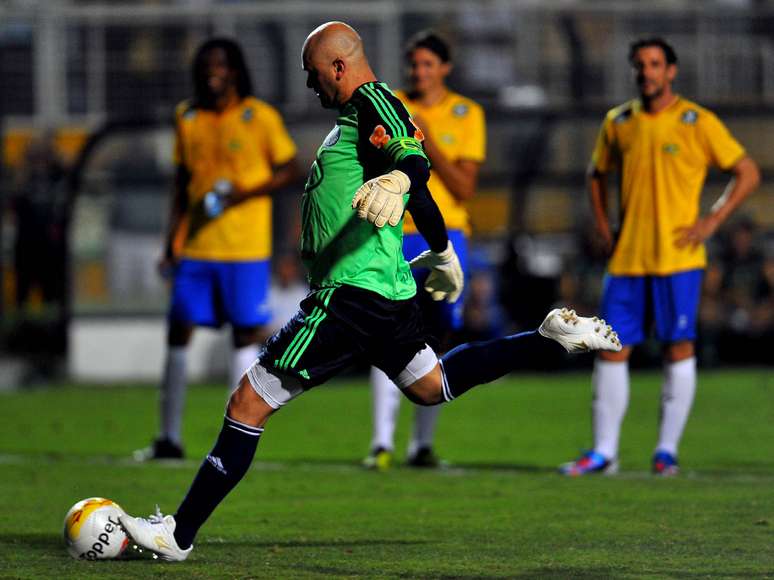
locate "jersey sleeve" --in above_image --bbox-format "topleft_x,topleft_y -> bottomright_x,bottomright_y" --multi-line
459,102 -> 486,163
697,110 -> 746,170
590,116 -> 615,173
357,83 -> 429,167
260,103 -> 298,166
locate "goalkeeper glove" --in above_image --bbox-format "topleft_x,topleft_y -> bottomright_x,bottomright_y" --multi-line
408,241 -> 464,303
351,170 -> 410,228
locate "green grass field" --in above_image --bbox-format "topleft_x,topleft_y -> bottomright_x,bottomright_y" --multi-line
1,369 -> 772,578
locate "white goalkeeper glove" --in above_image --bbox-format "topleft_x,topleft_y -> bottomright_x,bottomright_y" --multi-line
408,241 -> 464,303
351,170 -> 410,228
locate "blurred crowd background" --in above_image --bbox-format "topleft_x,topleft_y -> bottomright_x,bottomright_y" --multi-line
1,0 -> 772,384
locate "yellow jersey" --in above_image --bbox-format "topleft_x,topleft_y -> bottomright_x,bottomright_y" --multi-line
592,97 -> 745,276
395,90 -> 486,235
174,96 -> 297,261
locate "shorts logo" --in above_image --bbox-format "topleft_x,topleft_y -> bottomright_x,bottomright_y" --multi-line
369,125 -> 392,149
677,315 -> 688,329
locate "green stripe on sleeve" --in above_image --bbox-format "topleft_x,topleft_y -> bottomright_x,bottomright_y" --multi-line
362,85 -> 404,139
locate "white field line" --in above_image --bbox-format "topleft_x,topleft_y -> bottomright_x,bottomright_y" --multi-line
0,453 -> 773,482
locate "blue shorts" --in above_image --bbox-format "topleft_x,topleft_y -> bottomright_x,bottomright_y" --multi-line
402,229 -> 468,333
169,259 -> 272,328
600,269 -> 703,346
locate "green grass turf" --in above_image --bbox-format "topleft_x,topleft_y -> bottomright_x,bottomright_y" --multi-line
0,369 -> 772,578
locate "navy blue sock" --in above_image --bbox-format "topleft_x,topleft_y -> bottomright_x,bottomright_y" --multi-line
173,416 -> 263,549
439,330 -> 563,401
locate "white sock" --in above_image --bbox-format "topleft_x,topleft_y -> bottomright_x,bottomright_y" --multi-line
159,347 -> 187,445
592,359 -> 629,460
408,405 -> 441,457
656,357 -> 697,456
370,366 -> 401,451
231,345 -> 260,392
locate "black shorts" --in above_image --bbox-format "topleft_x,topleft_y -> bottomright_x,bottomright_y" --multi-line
260,285 -> 430,388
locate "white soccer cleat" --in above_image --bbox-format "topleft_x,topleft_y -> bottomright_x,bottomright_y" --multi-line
119,507 -> 192,562
539,308 -> 622,353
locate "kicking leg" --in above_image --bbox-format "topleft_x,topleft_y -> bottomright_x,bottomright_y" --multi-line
121,363 -> 302,561
401,308 -> 621,405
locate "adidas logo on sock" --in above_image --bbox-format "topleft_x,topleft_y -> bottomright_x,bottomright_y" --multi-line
206,454 -> 228,475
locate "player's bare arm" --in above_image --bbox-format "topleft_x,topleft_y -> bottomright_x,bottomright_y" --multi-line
412,113 -> 480,201
674,155 -> 760,249
226,158 -> 302,207
587,165 -> 614,256
159,164 -> 191,274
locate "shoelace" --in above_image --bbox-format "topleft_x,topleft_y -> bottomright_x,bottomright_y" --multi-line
146,505 -> 165,525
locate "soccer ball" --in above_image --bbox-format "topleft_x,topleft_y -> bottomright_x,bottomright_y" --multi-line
63,497 -> 130,560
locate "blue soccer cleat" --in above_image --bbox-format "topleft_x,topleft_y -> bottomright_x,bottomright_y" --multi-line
559,450 -> 619,476
652,450 -> 679,476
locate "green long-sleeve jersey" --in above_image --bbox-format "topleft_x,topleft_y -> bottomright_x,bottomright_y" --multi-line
300,81 -> 429,300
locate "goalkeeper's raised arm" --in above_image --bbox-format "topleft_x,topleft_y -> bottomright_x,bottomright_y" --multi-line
345,75 -> 460,296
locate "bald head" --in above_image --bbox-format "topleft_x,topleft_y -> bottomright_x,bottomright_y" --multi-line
302,21 -> 375,108
303,21 -> 364,64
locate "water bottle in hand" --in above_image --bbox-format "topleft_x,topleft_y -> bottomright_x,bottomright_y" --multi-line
203,179 -> 233,218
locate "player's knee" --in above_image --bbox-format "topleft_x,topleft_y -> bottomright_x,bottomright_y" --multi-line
404,388 -> 443,406
232,325 -> 262,348
391,346 -> 442,405
227,376 -> 275,427
599,346 -> 631,362
402,375 -> 444,406
167,321 -> 193,347
664,341 -> 694,362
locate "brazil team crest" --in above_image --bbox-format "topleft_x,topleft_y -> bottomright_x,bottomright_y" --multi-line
452,103 -> 469,117
681,110 -> 698,124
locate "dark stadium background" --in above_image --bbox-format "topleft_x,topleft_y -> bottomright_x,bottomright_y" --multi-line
1,0 -> 772,385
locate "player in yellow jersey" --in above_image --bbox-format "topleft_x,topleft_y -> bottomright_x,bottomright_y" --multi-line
561,38 -> 760,476
135,38 -> 300,460
364,31 -> 486,469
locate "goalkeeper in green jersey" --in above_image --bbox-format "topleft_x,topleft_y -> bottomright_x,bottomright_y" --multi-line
118,21 -> 621,561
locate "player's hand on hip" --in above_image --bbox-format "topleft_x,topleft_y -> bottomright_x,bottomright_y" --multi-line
593,224 -> 614,256
351,170 -> 410,228
408,241 -> 464,303
674,216 -> 719,249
